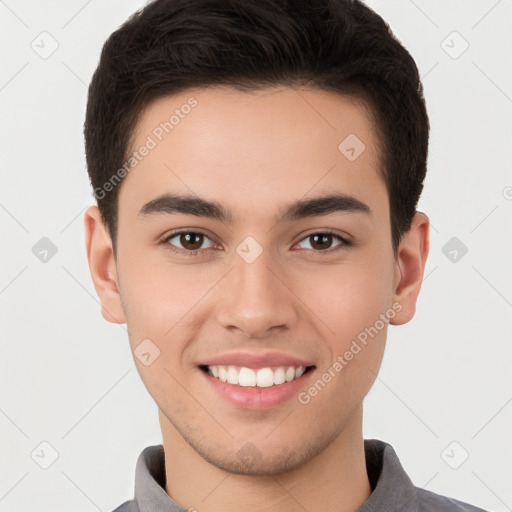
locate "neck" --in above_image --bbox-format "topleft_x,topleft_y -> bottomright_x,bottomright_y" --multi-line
159,406 -> 372,512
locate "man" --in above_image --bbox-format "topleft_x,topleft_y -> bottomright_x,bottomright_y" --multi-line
83,0 -> 488,510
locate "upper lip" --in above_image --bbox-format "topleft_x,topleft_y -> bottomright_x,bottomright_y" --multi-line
199,351 -> 315,369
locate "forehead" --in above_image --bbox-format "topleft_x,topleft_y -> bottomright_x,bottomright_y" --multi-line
119,85 -> 388,223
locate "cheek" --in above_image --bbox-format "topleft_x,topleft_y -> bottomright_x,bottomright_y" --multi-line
294,266 -> 391,421
289,256 -> 393,405
291,255 -> 395,341
118,250 -> 220,341
116,252 -> 204,409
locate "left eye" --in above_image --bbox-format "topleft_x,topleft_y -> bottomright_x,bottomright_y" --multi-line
296,232 -> 349,251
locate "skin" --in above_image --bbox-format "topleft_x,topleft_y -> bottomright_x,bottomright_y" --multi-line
84,85 -> 429,512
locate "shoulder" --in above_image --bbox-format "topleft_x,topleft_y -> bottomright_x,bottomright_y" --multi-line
415,487 -> 489,512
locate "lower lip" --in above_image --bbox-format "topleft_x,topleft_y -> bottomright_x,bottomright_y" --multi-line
201,368 -> 314,410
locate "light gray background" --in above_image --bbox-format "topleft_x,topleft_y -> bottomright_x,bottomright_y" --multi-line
1,1 -> 511,511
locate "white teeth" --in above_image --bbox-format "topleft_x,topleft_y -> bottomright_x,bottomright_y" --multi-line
273,367 -> 286,385
206,365 -> 308,387
285,366 -> 295,382
239,367 -> 256,387
295,366 -> 305,378
227,366 -> 239,385
256,368 -> 274,388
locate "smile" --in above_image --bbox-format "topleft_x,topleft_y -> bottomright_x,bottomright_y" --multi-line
203,365 -> 312,388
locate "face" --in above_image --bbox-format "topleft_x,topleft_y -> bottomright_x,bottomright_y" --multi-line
85,85 -> 428,475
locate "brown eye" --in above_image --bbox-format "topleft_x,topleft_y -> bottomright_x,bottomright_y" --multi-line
310,233 -> 334,250
178,232 -> 204,250
296,232 -> 350,252
164,231 -> 215,253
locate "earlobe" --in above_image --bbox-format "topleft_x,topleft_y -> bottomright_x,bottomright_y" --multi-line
390,212 -> 430,326
83,206 -> 126,324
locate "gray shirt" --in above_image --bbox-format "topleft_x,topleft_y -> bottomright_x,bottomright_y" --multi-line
112,439 -> 488,511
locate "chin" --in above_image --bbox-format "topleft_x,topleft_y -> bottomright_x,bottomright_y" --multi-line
187,428 -> 339,477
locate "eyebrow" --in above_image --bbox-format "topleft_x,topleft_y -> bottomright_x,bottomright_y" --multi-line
138,192 -> 371,223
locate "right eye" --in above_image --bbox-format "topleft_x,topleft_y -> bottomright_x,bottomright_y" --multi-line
162,230 -> 217,255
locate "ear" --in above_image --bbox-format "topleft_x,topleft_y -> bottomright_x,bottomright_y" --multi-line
83,206 -> 126,324
390,211 -> 430,325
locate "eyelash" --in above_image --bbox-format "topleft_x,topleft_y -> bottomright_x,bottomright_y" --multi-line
160,229 -> 352,257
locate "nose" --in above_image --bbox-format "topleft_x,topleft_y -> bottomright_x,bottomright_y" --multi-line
215,248 -> 299,339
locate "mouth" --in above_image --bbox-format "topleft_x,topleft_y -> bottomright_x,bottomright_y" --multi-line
197,351 -> 317,409
199,364 -> 315,388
